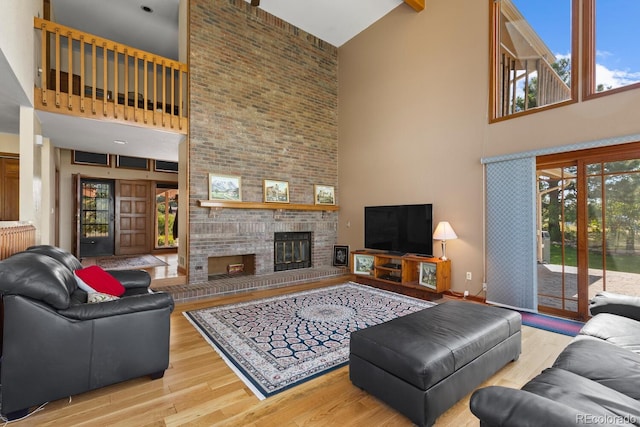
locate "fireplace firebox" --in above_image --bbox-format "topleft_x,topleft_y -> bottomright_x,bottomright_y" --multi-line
274,232 -> 311,271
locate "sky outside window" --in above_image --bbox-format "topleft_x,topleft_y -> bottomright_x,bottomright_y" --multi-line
514,0 -> 640,90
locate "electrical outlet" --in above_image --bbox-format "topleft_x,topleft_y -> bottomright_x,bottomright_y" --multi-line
466,272 -> 472,281
463,290 -> 469,298
482,283 -> 488,292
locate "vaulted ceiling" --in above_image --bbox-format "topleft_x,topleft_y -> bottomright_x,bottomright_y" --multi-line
0,0 -> 424,160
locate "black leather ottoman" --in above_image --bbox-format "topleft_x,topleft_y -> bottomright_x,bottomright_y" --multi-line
349,300 -> 521,426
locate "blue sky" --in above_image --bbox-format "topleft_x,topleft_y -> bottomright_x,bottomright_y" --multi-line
513,0 -> 640,88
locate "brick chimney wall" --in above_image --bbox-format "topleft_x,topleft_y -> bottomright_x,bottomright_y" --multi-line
188,0 -> 339,284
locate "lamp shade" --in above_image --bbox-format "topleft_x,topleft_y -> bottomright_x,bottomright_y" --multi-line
433,221 -> 458,241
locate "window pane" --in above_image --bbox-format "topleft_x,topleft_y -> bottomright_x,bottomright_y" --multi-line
593,0 -> 640,93
494,0 -> 573,118
537,166 -> 578,313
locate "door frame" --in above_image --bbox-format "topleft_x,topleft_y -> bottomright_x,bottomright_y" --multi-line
537,141 -> 640,319
74,175 -> 160,258
77,177 -> 116,257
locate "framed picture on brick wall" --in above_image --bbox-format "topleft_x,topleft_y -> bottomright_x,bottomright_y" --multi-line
208,174 -> 242,201
263,180 -> 289,203
314,185 -> 335,205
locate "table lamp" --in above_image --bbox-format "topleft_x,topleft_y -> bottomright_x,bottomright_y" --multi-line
433,221 -> 457,260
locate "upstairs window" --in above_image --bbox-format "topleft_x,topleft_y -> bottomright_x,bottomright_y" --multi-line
491,0 -> 577,121
584,0 -> 640,98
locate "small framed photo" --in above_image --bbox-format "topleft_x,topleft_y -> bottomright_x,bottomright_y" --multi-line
333,245 -> 349,267
209,174 -> 242,201
419,262 -> 437,290
263,180 -> 289,203
353,254 -> 375,275
314,185 -> 335,205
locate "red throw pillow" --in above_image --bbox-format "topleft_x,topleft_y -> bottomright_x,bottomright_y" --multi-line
74,266 -> 126,297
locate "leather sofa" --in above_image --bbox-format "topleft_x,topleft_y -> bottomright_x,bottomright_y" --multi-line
0,246 -> 174,420
470,292 -> 640,427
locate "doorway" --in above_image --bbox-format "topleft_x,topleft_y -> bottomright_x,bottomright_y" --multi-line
537,143 -> 640,319
155,185 -> 178,249
0,155 -> 19,221
78,178 -> 152,257
79,179 -> 115,257
537,165 -> 579,316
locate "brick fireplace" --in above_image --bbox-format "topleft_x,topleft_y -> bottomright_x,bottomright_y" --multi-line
188,209 -> 338,285
187,0 -> 339,291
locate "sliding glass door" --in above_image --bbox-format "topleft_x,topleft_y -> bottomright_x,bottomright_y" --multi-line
585,159 -> 640,299
537,165 -> 579,316
537,144 -> 640,319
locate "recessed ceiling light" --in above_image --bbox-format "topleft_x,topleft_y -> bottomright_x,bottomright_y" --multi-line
141,5 -> 153,13
113,140 -> 128,145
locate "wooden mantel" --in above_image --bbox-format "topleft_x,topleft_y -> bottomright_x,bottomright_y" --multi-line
404,0 -> 425,12
198,200 -> 339,212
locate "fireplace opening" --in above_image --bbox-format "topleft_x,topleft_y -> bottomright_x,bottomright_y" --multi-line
274,232 -> 311,271
208,254 -> 255,280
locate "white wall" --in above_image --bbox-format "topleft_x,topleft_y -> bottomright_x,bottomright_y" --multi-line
40,137 -> 56,244
338,0 -> 640,296
0,132 -> 19,153
19,106 -> 42,241
0,0 -> 41,105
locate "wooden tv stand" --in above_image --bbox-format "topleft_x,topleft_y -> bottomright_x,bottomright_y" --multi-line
350,250 -> 451,300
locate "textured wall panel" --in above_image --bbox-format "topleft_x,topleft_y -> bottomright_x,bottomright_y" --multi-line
485,157 -> 537,310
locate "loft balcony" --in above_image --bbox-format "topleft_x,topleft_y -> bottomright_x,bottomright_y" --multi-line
34,17 -> 188,134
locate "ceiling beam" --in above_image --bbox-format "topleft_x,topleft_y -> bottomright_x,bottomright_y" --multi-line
404,0 -> 425,12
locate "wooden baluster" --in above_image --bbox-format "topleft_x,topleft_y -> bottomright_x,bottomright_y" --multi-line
153,58 -> 158,125
143,55 -> 148,124
510,59 -> 517,115
103,43 -> 108,116
91,40 -> 97,114
170,63 -> 175,128
67,31 -> 73,110
162,60 -> 166,127
178,66 -> 184,130
80,35 -> 85,112
500,53 -> 506,117
55,27 -> 61,107
134,51 -> 139,122
40,21 -> 48,105
113,46 -> 119,119
123,48 -> 129,120
524,59 -> 529,111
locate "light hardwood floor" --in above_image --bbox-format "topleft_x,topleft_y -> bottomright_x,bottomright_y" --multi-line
15,278 -> 572,426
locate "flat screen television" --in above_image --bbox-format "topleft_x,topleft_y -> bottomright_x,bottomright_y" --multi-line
364,204 -> 433,256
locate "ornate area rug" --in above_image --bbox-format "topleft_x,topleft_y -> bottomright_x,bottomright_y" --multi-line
95,254 -> 167,270
185,282 -> 435,399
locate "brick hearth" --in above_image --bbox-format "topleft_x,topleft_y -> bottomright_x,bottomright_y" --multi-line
155,266 -> 348,303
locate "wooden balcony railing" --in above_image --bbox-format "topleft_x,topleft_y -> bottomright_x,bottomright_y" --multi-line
34,17 -> 188,133
0,222 -> 36,260
498,49 -> 572,118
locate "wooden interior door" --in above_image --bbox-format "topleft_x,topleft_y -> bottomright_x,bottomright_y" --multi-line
116,180 -> 151,255
0,157 -> 20,221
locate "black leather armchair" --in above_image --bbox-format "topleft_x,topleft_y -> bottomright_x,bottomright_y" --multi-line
0,247 -> 174,420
